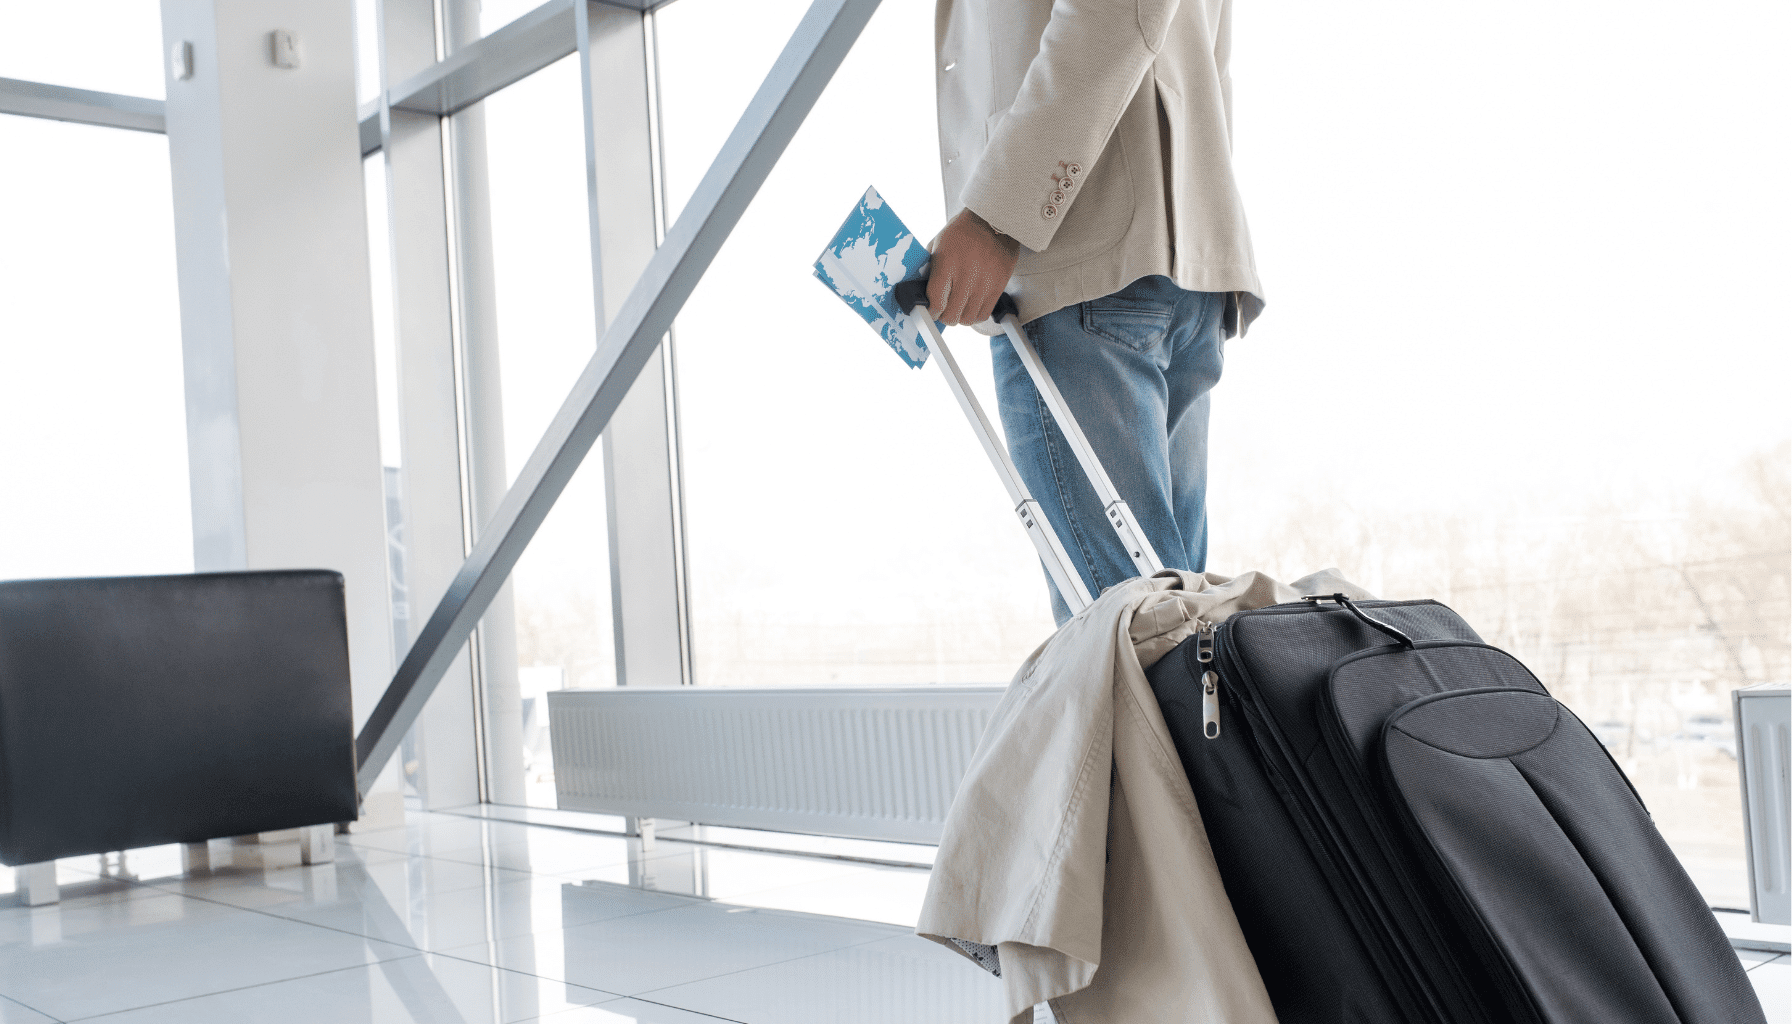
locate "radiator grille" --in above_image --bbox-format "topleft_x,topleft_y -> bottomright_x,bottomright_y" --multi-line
546,687 -> 1003,844
1737,683 -> 1791,925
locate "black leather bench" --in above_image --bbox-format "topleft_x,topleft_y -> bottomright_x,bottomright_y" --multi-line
0,570 -> 359,904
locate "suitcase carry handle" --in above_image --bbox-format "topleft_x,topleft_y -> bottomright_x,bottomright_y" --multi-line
896,276 -> 1166,585
1302,593 -> 1417,649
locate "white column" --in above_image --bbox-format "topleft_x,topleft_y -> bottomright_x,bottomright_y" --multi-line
159,0 -> 397,816
579,1 -> 694,690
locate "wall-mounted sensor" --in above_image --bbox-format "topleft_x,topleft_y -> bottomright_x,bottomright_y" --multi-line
271,29 -> 300,69
170,40 -> 194,81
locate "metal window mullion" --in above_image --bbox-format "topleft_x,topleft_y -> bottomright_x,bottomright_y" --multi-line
646,7 -> 698,690
376,0 -> 482,809
579,0 -> 695,691
437,107 -> 492,804
442,0 -> 527,806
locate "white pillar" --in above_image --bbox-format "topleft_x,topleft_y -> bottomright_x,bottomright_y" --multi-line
580,1 -> 694,690
159,0 -> 397,818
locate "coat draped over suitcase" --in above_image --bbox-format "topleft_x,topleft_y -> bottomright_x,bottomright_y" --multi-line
918,568 -> 1366,1023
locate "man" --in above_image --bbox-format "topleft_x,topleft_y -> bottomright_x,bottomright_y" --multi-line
926,0 -> 1263,624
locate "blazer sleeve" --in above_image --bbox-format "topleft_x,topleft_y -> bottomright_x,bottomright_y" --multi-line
959,0 -> 1179,253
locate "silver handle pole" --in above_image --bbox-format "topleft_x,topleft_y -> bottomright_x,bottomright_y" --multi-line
911,313 -> 1092,613
998,315 -> 1165,578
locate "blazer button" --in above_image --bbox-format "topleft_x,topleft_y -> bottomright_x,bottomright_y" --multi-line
1066,163 -> 1082,177
1050,190 -> 1066,204
1058,176 -> 1074,192
1042,204 -> 1057,219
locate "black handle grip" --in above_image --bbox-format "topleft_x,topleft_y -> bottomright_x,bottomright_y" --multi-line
1304,593 -> 1416,649
892,278 -> 1018,324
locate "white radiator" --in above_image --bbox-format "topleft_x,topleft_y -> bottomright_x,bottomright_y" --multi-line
1736,682 -> 1791,925
546,686 -> 1005,844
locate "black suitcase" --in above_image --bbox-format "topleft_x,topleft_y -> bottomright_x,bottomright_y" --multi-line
1146,593 -> 1766,1024
889,277 -> 1763,1021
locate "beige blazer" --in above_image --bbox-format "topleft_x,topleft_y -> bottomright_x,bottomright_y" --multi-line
917,568 -> 1373,1023
935,0 -> 1265,331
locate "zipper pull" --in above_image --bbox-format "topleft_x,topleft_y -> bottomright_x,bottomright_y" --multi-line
1195,622 -> 1220,739
1202,671 -> 1220,739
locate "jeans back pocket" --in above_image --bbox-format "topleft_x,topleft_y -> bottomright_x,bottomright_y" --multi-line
1081,301 -> 1174,353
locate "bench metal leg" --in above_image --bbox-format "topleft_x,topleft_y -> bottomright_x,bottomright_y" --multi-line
300,824 -> 335,865
181,842 -> 211,874
20,862 -> 57,906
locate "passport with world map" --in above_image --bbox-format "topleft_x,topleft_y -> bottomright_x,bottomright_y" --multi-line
813,186 -> 935,369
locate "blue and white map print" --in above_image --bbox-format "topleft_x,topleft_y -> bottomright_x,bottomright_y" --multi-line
813,186 -> 934,369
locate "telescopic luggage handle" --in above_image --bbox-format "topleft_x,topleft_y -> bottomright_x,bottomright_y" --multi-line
895,277 -> 1165,581
889,283 -> 1091,611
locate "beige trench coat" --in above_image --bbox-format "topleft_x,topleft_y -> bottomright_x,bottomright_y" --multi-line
917,569 -> 1374,1023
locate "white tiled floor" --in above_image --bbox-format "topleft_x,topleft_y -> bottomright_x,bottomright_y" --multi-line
0,810 -> 1785,1023
0,812 -> 1005,1023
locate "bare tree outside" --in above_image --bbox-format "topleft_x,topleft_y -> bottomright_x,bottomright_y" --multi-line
1215,441 -> 1791,907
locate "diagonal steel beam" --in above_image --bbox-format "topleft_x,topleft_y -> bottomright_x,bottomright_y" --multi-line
357,0 -> 883,793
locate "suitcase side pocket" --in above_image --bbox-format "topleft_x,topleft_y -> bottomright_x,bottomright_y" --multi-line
1381,686 -> 1767,1024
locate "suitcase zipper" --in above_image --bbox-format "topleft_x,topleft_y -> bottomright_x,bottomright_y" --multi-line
1195,621 -> 1220,739
1316,672 -> 1509,1024
1212,610 -> 1454,1024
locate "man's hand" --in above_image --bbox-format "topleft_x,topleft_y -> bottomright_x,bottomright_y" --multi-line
927,208 -> 1022,326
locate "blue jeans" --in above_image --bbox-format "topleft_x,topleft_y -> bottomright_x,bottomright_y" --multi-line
992,276 -> 1227,625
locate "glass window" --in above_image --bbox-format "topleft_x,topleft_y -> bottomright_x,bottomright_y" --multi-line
1210,3 -> 1790,909
361,152 -> 407,684
477,54 -> 617,807
0,115 -> 189,580
657,0 -> 1788,905
657,0 -> 1057,689
478,0 -> 557,39
0,2 -> 168,99
353,0 -> 382,107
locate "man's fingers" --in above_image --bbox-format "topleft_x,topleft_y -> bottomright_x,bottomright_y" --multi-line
923,207 -> 1021,325
932,275 -> 1001,326
958,278 -> 997,325
926,273 -> 951,321
942,278 -> 975,326
934,265 -> 964,325
969,283 -> 998,325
